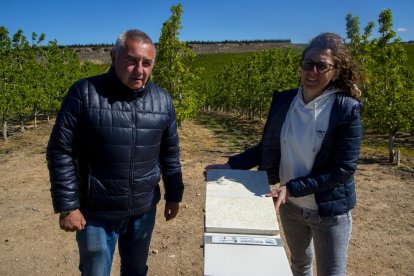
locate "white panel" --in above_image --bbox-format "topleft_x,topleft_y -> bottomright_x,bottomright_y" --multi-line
204,234 -> 292,276
205,169 -> 279,235
205,196 -> 279,235
206,169 -> 270,198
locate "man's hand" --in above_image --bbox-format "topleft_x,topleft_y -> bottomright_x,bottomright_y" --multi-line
164,201 -> 179,221
266,186 -> 289,213
59,209 -> 86,232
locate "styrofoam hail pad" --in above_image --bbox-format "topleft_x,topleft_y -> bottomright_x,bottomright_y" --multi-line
205,169 -> 279,235
206,169 -> 271,198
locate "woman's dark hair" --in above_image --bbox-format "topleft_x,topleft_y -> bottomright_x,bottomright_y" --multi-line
302,32 -> 361,98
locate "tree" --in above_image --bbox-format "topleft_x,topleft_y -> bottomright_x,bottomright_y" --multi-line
199,48 -> 300,118
346,14 -> 375,71
11,29 -> 32,132
0,26 -> 103,140
0,26 -> 13,139
346,13 -> 361,56
152,4 -> 201,123
27,31 -> 47,127
347,10 -> 414,163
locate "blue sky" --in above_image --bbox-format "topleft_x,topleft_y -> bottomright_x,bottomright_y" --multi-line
1,0 -> 413,45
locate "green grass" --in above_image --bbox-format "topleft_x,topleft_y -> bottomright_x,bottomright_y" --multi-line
192,46 -> 305,80
191,44 -> 414,76
193,52 -> 255,79
403,44 -> 414,69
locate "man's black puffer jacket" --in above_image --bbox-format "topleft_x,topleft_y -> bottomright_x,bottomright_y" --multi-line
47,69 -> 184,220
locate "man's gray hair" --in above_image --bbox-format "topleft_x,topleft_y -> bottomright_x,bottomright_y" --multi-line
112,29 -> 156,55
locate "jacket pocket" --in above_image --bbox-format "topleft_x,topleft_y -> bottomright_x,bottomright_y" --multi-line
132,173 -> 160,194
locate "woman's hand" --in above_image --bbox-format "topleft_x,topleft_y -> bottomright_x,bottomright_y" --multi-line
266,186 -> 289,213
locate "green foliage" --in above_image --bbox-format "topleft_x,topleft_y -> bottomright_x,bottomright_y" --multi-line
346,9 -> 414,163
0,26 -> 103,139
193,52 -> 254,80
152,4 -> 201,124
186,39 -> 291,44
403,44 -> 414,69
346,13 -> 362,56
198,47 -> 300,119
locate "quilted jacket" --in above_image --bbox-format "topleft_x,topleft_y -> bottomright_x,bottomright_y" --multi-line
228,89 -> 362,217
47,68 -> 184,220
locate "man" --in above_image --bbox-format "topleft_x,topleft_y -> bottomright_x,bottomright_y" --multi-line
46,29 -> 184,276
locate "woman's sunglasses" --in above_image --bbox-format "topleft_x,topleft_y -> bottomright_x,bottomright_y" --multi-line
300,59 -> 336,73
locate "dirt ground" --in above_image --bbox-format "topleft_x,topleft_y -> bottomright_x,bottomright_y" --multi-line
0,114 -> 413,276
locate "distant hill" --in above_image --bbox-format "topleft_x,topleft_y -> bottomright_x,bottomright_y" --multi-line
186,41 -> 294,54
69,41 -> 296,64
70,42 -> 414,69
71,46 -> 113,64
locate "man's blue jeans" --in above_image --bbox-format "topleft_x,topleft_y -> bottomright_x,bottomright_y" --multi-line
76,208 -> 156,276
279,201 -> 352,276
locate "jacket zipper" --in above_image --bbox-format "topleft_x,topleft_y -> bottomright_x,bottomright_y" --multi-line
128,102 -> 136,216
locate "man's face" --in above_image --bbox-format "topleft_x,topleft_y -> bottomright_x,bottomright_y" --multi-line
111,39 -> 155,90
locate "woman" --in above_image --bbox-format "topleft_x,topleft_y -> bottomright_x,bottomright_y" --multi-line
205,32 -> 362,276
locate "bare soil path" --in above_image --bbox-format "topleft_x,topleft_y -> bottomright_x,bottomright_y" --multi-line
0,113 -> 413,275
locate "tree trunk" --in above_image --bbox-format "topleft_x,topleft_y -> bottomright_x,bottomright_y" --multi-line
20,115 -> 24,133
34,112 -> 38,128
3,121 -> 7,141
388,133 -> 395,163
396,150 -> 401,166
